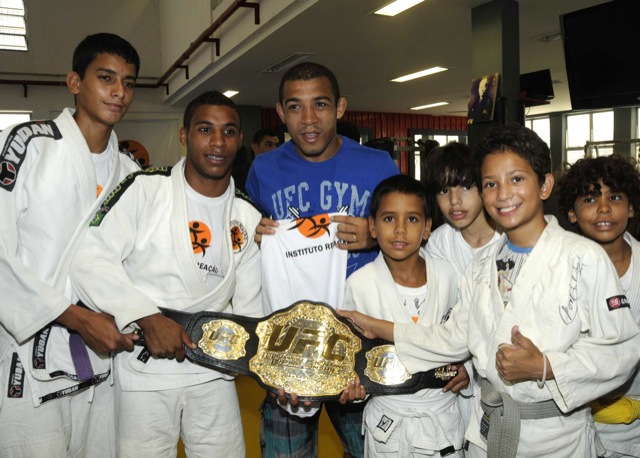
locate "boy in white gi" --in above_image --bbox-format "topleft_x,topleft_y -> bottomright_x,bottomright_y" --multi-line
339,124 -> 640,457
558,155 -> 640,457
342,174 -> 465,457
423,141 -> 501,430
0,33 -> 141,457
423,142 -> 500,278
70,91 -> 263,458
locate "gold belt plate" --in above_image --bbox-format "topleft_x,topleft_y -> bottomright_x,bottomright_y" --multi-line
364,344 -> 412,385
199,319 -> 249,360
249,302 -> 361,397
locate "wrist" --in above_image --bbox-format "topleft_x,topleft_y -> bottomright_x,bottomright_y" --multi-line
56,304 -> 87,332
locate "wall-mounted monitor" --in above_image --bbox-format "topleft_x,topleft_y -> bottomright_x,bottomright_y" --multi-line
561,0 -> 640,110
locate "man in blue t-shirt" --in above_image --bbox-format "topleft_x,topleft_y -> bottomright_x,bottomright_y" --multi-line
246,62 -> 398,458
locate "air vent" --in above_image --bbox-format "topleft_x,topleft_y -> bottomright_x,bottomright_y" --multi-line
261,53 -> 315,73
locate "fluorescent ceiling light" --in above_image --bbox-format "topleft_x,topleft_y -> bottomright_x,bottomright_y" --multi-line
374,0 -> 424,17
223,90 -> 239,98
410,102 -> 449,110
391,66 -> 448,83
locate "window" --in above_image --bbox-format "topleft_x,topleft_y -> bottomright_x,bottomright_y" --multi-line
411,130 -> 467,181
565,111 -> 613,164
0,112 -> 30,131
0,0 -> 27,51
525,117 -> 550,149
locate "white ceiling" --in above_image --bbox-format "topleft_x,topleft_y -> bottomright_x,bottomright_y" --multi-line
169,0 -> 607,116
4,0 -> 608,117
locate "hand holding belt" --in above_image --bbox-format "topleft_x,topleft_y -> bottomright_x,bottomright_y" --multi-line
138,301 -> 458,401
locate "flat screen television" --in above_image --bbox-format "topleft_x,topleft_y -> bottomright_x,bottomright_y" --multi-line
520,69 -> 554,102
561,0 -> 640,110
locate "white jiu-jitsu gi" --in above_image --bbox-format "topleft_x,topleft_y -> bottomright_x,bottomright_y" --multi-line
70,159 -> 262,457
343,249 -> 465,457
393,217 -> 640,457
425,222 -> 500,430
426,222 -> 501,279
594,232 -> 640,457
0,108 -> 140,454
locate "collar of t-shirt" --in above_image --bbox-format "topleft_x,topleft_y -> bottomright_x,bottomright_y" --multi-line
90,142 -> 116,197
184,177 -> 231,291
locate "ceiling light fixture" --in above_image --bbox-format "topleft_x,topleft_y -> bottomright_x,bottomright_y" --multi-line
261,52 -> 314,74
374,0 -> 425,17
534,32 -> 562,43
223,90 -> 239,98
391,66 -> 448,83
410,102 -> 449,110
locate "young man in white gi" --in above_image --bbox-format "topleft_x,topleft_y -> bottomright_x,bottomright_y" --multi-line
340,125 -> 640,457
71,91 -> 262,458
0,33 -> 141,457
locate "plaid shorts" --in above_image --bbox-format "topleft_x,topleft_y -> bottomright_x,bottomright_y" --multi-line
260,393 -> 365,458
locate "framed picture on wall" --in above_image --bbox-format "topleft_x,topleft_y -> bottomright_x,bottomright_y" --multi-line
467,73 -> 499,124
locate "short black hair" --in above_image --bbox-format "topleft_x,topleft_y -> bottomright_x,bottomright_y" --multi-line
183,91 -> 240,130
252,128 -> 278,145
72,33 -> 140,79
475,124 -> 551,186
279,62 -> 340,105
423,142 -> 476,193
557,155 -> 640,217
370,174 -> 430,219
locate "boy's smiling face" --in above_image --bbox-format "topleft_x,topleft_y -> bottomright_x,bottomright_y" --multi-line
369,192 -> 431,264
568,179 -> 633,245
480,150 -> 553,247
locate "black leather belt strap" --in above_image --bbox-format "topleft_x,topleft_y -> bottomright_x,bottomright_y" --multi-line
142,301 -> 457,401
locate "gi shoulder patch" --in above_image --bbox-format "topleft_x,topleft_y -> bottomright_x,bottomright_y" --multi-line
606,295 -> 630,311
90,166 -> 171,227
0,120 -> 62,191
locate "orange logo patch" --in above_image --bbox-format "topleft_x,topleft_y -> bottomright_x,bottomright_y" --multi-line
230,225 -> 245,252
190,221 -> 211,256
96,184 -> 103,197
290,214 -> 331,239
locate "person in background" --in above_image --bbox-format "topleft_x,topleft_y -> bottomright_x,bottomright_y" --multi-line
232,128 -> 280,193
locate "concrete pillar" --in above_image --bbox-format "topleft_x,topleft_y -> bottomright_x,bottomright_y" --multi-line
468,0 -> 520,147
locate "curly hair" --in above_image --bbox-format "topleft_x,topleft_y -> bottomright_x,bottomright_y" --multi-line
557,155 -> 640,218
474,124 -> 551,186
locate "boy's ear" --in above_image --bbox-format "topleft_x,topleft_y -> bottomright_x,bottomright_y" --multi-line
423,218 -> 433,241
539,173 -> 554,200
628,204 -> 635,219
368,216 -> 377,239
66,71 -> 81,95
567,208 -> 578,224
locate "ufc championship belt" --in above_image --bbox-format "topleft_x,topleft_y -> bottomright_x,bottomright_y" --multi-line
154,301 -> 458,401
